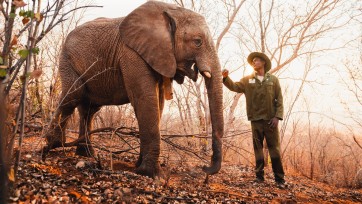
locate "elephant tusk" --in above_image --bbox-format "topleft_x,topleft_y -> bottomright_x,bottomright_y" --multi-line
203,71 -> 211,78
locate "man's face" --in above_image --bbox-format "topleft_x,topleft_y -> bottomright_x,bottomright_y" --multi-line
252,57 -> 265,71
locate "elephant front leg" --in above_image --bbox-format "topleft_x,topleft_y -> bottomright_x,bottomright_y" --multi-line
133,95 -> 162,178
136,80 -> 166,169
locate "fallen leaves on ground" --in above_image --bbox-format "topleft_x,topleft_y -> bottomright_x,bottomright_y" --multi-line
9,147 -> 362,203
7,134 -> 362,203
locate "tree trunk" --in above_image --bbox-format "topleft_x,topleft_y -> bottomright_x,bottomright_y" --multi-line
0,81 -> 9,204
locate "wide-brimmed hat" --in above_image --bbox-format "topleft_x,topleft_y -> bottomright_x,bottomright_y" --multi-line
247,52 -> 272,72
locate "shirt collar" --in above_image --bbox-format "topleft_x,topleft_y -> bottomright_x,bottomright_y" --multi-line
252,71 -> 270,79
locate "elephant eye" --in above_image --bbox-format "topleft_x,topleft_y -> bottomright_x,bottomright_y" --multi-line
194,38 -> 202,47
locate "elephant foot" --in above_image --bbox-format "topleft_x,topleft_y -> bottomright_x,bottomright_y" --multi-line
75,144 -> 95,157
135,162 -> 163,178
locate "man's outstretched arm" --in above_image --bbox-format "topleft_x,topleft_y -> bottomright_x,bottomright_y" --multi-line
222,69 -> 245,93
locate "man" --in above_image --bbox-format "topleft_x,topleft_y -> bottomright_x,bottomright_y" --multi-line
222,52 -> 285,186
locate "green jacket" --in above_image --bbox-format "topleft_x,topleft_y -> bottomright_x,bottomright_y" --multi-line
223,72 -> 283,121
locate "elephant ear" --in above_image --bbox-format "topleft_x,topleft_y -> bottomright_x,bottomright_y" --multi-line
119,1 -> 178,78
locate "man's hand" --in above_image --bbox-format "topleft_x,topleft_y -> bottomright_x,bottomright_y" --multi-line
268,117 -> 279,128
222,69 -> 229,78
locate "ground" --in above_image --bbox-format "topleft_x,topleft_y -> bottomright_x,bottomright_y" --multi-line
8,150 -> 361,203
8,135 -> 362,203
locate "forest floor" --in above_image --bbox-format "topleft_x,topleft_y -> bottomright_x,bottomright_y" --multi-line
8,135 -> 362,203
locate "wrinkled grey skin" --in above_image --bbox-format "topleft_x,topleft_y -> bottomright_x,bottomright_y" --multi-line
44,1 -> 224,178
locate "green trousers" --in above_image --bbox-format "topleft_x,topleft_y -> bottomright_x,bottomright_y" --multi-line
251,120 -> 285,182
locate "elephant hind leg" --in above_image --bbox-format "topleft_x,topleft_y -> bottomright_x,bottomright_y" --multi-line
45,103 -> 76,149
43,59 -> 84,156
75,102 -> 101,157
43,92 -> 79,156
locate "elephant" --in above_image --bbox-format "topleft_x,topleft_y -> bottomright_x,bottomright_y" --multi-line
43,1 -> 224,178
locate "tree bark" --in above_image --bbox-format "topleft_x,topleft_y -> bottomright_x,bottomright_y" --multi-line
0,81 -> 9,204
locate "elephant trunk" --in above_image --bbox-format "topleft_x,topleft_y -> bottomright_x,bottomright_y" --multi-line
198,55 -> 224,175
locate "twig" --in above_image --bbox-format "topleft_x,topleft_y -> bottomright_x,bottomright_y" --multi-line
14,0 -> 37,184
42,126 -> 250,165
135,189 -> 194,201
205,189 -> 248,200
0,1 -> 8,20
353,135 -> 362,150
96,153 -> 103,169
94,145 -> 139,155
162,138 -> 208,162
215,0 -> 246,51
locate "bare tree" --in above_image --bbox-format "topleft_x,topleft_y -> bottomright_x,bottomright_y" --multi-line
0,79 -> 8,204
227,0 -> 356,155
0,0 -> 101,187
340,43 -> 362,149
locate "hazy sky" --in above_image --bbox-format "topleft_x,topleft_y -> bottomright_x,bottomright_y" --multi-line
86,1 -> 145,19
